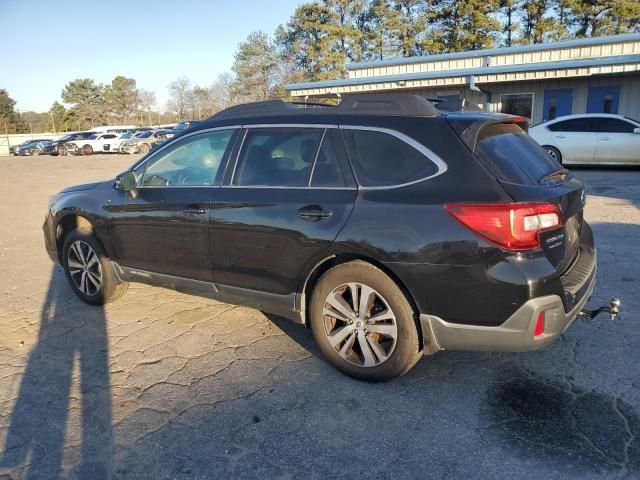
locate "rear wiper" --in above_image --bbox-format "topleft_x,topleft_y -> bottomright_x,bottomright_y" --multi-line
540,169 -> 569,184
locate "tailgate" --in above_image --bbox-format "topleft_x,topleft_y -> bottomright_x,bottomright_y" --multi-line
468,120 -> 586,273
498,178 -> 586,272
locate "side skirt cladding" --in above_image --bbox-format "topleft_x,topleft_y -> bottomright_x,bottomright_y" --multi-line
113,263 -> 304,324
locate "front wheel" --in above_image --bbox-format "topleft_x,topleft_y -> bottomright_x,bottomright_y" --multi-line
310,261 -> 421,381
62,230 -> 128,305
139,143 -> 150,154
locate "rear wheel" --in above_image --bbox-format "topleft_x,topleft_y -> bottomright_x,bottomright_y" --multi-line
81,144 -> 93,155
139,143 -> 150,154
543,145 -> 562,164
57,145 -> 67,156
62,230 -> 128,305
310,261 -> 421,381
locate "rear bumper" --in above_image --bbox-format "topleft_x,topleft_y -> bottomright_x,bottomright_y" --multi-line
420,255 -> 596,354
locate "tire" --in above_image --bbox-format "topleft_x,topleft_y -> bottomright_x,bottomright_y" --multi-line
543,145 -> 562,164
62,229 -> 128,305
57,145 -> 67,156
31,149 -> 40,156
310,260 -> 421,381
81,144 -> 93,155
139,143 -> 150,154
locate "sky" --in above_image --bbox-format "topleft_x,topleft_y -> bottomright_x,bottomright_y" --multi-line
0,0 -> 303,112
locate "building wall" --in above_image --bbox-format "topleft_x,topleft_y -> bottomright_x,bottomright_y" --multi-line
373,73 -> 640,125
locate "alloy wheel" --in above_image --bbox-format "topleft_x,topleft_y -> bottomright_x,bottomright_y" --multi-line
545,148 -> 558,160
322,283 -> 398,367
67,240 -> 102,296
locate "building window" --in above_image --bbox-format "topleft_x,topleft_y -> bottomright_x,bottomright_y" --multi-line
500,93 -> 534,119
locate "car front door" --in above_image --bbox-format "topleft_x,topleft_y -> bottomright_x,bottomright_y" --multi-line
211,126 -> 357,297
547,117 -> 597,164
593,117 -> 640,164
107,128 -> 239,282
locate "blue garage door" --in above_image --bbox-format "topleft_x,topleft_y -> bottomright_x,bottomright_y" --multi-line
542,88 -> 573,122
586,86 -> 620,114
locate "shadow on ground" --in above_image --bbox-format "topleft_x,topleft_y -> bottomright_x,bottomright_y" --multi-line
0,267 -> 112,479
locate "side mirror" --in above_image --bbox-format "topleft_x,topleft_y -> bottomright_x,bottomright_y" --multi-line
115,170 -> 137,191
634,127 -> 640,134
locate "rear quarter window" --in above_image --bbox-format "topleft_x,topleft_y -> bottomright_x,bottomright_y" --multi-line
343,129 -> 439,187
475,123 -> 561,185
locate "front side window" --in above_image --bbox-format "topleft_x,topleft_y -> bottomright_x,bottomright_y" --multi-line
141,129 -> 235,187
342,129 -> 438,187
234,128 -> 323,187
548,118 -> 595,132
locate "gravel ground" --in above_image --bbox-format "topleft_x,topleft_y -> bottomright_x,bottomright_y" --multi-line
0,154 -> 638,480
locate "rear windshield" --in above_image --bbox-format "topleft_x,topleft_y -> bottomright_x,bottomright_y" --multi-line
475,123 -> 561,185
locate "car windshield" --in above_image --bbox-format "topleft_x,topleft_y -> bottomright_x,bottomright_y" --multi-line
624,117 -> 640,125
475,123 -> 563,185
120,132 -> 133,139
87,134 -> 99,140
136,131 -> 153,138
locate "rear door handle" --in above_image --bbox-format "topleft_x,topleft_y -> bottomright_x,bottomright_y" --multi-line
554,135 -> 566,139
297,205 -> 332,221
599,137 -> 610,141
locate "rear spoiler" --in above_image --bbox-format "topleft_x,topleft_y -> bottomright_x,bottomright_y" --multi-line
446,115 -> 530,151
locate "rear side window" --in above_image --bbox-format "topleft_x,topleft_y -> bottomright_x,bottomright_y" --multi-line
310,132 -> 345,187
547,118 -> 595,132
342,129 -> 438,187
475,123 -> 561,185
594,118 -> 636,133
234,128 -> 323,187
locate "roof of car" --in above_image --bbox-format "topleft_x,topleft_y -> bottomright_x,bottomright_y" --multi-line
535,113 -> 633,126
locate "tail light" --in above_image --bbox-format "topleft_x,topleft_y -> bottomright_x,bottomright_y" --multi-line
444,202 -> 562,250
534,311 -> 545,337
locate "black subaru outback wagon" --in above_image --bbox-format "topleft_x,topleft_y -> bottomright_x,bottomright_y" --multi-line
44,95 -> 597,381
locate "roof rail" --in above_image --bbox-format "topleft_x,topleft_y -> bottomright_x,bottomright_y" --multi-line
210,94 -> 441,121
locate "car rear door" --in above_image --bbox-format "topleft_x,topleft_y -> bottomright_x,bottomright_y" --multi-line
211,126 -> 357,296
593,117 -> 640,164
546,117 -> 597,164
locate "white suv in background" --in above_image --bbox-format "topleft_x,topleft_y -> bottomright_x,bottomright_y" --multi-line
529,114 -> 640,165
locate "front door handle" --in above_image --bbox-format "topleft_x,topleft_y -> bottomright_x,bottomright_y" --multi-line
554,135 -> 566,139
599,136 -> 610,141
297,205 -> 332,221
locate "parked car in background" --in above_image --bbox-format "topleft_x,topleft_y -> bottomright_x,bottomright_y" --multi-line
63,133 -> 122,155
50,132 -> 95,155
173,120 -> 201,132
529,113 -> 640,165
16,140 -> 56,156
11,139 -> 51,155
121,129 -> 173,154
88,125 -> 138,135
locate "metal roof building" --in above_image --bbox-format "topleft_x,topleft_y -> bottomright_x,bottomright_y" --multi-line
285,33 -> 640,124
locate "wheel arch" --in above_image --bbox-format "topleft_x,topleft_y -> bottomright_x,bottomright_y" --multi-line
55,213 -> 97,263
300,253 -> 424,350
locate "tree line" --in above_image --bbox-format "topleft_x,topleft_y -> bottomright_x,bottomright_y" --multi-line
2,0 -> 638,134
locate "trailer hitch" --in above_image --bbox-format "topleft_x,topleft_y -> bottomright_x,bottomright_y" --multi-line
578,298 -> 621,321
